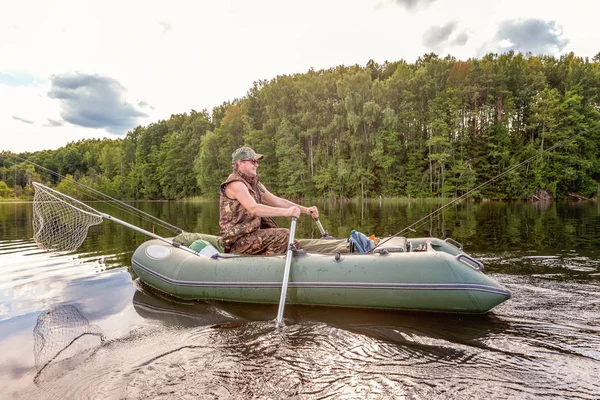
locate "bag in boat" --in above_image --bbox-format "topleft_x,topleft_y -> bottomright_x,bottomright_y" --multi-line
348,230 -> 375,253
189,239 -> 219,257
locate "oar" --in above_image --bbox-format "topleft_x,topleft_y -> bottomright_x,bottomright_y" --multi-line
275,217 -> 297,328
315,218 -> 336,240
314,218 -> 328,237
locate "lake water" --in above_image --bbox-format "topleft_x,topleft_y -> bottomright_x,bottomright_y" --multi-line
1,199 -> 599,399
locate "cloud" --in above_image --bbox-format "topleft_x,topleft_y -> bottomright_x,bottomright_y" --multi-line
423,21 -> 457,48
392,0 -> 437,11
423,21 -> 469,52
483,19 -> 569,55
137,100 -> 155,110
48,73 -> 147,134
45,119 -> 64,127
12,115 -> 34,124
451,31 -> 469,47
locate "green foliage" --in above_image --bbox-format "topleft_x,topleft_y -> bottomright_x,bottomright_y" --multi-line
194,128 -> 232,197
55,174 -> 79,198
4,53 -> 600,200
0,180 -> 14,198
274,119 -> 308,198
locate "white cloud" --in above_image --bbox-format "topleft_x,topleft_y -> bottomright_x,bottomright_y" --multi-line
12,116 -> 34,124
422,21 -> 470,53
479,19 -> 569,56
389,0 -> 438,11
498,39 -> 515,49
0,81 -> 117,152
48,73 -> 147,134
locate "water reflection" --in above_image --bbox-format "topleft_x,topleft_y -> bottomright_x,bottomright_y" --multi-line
8,273 -> 600,399
123,279 -> 600,398
132,282 -> 244,328
23,277 -> 597,399
33,304 -> 105,383
133,281 -> 509,341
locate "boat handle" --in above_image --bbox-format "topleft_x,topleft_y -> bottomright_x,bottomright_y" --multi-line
456,254 -> 484,271
445,238 -> 463,250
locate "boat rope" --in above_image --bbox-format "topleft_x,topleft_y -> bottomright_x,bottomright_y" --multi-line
0,153 -> 183,234
369,122 -> 600,253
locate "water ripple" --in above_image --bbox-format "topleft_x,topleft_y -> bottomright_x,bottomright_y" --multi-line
4,244 -> 600,399
14,304 -> 599,399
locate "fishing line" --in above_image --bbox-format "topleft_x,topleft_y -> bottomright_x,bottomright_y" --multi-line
370,123 -> 600,252
0,153 -> 183,234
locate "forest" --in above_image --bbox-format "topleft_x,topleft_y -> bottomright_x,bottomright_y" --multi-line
1,51 -> 600,201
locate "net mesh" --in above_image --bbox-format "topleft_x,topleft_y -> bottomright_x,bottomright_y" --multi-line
32,182 -> 103,251
33,305 -> 105,376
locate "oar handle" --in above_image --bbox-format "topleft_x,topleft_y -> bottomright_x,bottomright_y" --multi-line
314,218 -> 329,238
275,217 -> 297,328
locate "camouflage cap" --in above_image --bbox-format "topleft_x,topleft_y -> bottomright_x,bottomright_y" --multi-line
232,147 -> 264,163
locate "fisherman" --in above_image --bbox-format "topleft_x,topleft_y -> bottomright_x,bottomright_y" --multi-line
219,147 -> 319,255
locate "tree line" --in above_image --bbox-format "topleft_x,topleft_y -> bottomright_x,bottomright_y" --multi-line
2,51 -> 600,201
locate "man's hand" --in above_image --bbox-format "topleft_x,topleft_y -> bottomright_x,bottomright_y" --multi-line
286,206 -> 301,218
306,206 -> 319,219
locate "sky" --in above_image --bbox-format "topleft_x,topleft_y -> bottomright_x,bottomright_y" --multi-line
1,0 -> 598,153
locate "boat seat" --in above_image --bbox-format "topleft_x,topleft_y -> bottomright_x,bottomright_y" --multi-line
297,238 -> 350,254
173,232 -> 224,252
376,236 -> 408,253
299,236 -> 408,254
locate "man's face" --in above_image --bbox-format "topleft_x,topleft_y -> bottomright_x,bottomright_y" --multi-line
237,158 -> 259,177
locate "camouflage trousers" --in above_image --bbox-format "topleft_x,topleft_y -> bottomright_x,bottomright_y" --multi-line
229,228 -> 301,256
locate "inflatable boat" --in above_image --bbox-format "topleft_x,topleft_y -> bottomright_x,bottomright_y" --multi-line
27,182 -> 510,314
131,235 -> 511,314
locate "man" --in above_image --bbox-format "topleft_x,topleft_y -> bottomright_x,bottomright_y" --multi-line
219,147 -> 319,255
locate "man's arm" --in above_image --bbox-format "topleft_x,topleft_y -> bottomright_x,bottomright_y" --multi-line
224,181 -> 300,218
262,187 -> 319,219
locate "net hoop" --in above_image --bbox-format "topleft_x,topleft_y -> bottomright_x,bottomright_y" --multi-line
32,182 -> 104,252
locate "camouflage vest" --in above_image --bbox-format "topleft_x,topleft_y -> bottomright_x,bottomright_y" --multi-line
219,170 -> 277,252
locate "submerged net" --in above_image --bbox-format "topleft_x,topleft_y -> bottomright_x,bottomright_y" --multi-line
32,182 -> 104,251
33,305 -> 105,380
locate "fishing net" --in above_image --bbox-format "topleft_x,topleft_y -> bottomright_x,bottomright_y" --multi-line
32,182 -> 104,251
33,305 -> 105,380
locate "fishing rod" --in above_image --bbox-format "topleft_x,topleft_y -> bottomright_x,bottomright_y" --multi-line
370,124 -> 599,252
1,153 -> 183,235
